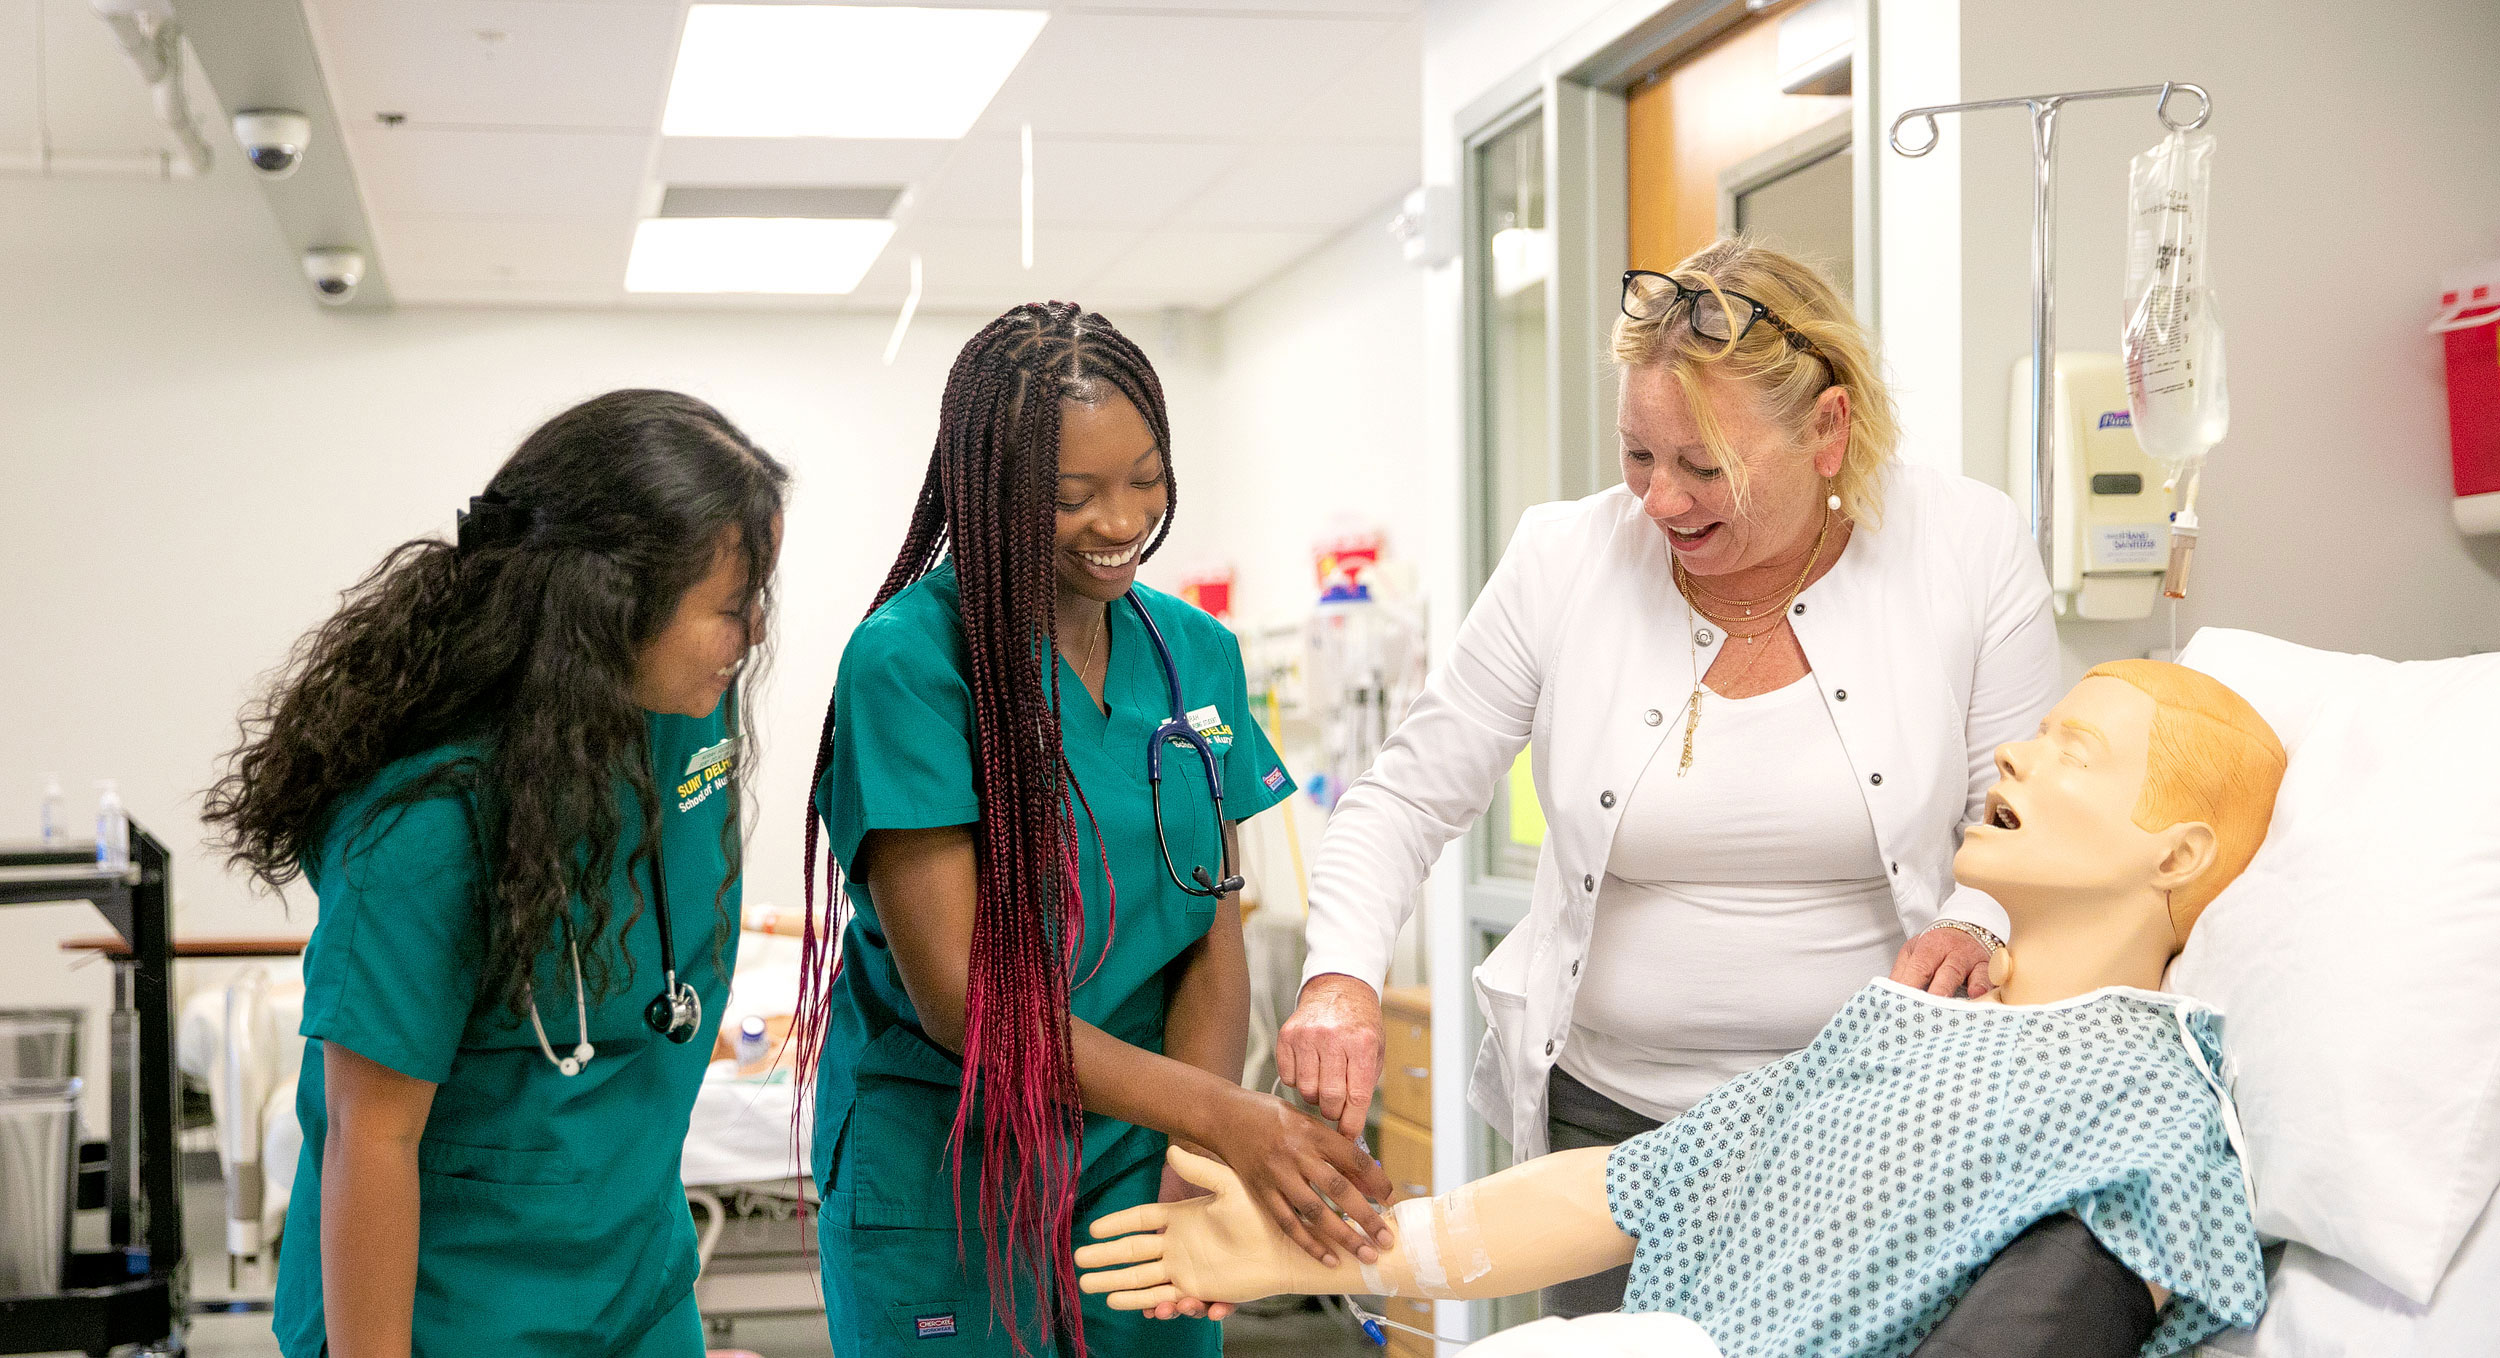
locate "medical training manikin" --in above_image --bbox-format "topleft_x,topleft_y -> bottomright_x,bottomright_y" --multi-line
1077,661 -> 2284,1358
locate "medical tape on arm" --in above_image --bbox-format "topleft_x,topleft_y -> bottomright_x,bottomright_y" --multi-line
1365,1188 -> 1495,1299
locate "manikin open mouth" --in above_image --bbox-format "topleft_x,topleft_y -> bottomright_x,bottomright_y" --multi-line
1984,791 -> 2022,830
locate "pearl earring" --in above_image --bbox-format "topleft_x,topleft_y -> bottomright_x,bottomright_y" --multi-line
1826,486 -> 1841,513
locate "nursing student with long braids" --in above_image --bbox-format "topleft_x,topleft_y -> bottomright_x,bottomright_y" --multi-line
799,302 -> 1392,1357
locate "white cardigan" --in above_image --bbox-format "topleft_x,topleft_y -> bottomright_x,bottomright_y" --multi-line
1300,462 -> 2060,1157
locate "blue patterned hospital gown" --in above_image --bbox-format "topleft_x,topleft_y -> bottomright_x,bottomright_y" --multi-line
1605,979 -> 2264,1357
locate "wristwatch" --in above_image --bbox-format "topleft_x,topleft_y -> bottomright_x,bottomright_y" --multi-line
1925,918 -> 2007,954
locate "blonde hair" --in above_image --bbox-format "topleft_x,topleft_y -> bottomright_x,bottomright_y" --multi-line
1613,237 -> 1899,525
2083,660 -> 2287,946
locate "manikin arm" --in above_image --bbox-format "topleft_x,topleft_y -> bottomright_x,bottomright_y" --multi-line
1077,1145 -> 1634,1309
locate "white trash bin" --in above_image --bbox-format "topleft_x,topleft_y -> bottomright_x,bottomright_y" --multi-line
0,1077 -> 81,1297
0,1009 -> 81,1083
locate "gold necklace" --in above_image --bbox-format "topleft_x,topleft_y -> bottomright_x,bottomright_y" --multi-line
1677,538 -> 1824,612
1675,510 -> 1835,621
1079,610 -> 1106,684
1673,508 -> 1833,774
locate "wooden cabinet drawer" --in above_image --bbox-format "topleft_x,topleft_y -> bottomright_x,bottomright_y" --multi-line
1382,1294 -> 1435,1358
1376,1111 -> 1432,1204
1379,986 -> 1431,1129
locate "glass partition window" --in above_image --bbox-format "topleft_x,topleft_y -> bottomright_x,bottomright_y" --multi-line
1477,114 -> 1552,568
1472,111 -> 1552,883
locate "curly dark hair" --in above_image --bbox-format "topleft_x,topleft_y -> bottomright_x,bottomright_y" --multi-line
203,389 -> 790,1021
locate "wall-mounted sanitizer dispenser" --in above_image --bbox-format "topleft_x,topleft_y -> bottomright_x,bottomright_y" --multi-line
2010,353 -> 2173,620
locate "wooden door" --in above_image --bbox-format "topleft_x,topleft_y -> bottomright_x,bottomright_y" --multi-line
1625,7 -> 1852,273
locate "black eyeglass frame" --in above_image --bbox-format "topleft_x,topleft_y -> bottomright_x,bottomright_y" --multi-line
1620,270 -> 1830,364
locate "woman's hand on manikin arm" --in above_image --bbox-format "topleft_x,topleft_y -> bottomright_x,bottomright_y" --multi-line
1077,1144 -> 1633,1310
861,826 -> 1395,1273
321,1041 -> 438,1358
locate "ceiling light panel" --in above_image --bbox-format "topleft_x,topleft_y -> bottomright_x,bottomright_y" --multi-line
662,5 -> 1048,140
625,217 -> 897,294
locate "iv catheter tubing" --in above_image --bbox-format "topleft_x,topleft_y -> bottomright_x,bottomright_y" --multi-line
1886,81 -> 2212,571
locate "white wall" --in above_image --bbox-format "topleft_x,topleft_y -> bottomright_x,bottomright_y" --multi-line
1192,203 -> 1435,626
1940,0 -> 2500,673
0,165 -> 1213,1127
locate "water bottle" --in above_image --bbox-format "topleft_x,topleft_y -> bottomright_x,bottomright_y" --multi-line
40,774 -> 64,847
734,1016 -> 768,1069
94,781 -> 128,870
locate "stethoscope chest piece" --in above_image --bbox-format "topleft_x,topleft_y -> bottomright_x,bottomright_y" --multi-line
646,976 -> 702,1044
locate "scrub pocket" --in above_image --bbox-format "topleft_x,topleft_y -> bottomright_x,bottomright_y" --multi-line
842,1026 -> 978,1228
411,1139 -> 669,1351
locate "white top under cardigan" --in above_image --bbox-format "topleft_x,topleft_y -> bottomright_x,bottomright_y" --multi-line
1563,671 -> 1903,1122
1299,461 -> 2060,1158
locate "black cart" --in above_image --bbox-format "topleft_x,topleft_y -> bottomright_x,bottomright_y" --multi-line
1,825 -> 185,1357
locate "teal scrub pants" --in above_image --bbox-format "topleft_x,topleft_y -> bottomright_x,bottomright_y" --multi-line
820,1147 -> 1221,1358
618,1288 -> 705,1358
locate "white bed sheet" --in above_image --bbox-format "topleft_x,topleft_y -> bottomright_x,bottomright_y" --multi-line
682,1067 -> 811,1188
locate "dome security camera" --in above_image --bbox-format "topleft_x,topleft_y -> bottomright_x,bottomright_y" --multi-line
302,247 -> 365,304
233,109 -> 313,178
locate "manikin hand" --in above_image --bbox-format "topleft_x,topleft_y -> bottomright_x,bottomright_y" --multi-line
1145,1154 -> 1234,1323
1077,1146 -> 1341,1311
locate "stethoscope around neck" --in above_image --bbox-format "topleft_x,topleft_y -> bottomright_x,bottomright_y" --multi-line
526,785 -> 710,1076
1123,592 -> 1246,899
527,845 -> 704,1076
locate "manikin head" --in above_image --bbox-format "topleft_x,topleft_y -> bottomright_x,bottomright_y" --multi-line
1955,660 -> 2286,956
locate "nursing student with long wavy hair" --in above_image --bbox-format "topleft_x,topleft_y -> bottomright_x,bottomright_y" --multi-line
204,390 -> 788,1358
795,302 -> 1391,1358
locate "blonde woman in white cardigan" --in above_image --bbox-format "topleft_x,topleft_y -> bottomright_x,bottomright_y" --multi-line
1278,238 -> 2060,1316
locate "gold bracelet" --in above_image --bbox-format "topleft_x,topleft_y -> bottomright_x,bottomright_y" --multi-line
1925,918 -> 2006,954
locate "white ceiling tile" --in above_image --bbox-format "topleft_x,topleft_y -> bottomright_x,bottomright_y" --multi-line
974,13 -> 1400,141
1273,18 -> 1422,144
1087,0 -> 1419,11
375,214 -> 635,288
906,136 -> 1243,229
348,126 -> 653,217
392,278 -> 627,308
1168,140 -> 1415,230
654,136 -> 955,189
1088,228 -> 1329,310
841,221 -> 1143,309
304,0 -> 683,131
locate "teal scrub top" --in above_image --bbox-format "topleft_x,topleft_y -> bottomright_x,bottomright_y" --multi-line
273,710 -> 741,1358
811,561 -> 1295,1222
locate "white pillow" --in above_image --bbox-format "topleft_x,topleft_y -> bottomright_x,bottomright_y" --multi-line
2199,1183 -> 2500,1358
2168,628 -> 2500,1304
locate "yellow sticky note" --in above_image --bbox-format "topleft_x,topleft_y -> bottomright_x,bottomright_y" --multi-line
1506,747 -> 1546,847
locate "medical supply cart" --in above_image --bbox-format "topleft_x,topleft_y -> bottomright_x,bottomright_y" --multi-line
0,824 -> 185,1357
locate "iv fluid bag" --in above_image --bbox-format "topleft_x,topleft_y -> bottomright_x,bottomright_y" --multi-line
2122,131 -> 2228,469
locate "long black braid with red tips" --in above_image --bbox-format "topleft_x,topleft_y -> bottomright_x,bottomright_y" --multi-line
796,302 -> 1177,1356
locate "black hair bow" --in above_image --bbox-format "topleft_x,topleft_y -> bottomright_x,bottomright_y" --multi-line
456,490 -> 534,553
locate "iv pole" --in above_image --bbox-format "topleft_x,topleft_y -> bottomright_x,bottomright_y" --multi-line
1889,81 -> 2212,569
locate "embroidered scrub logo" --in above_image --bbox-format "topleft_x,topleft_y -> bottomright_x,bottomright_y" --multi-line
1262,767 -> 1286,792
675,737 -> 738,814
1186,705 -> 1234,748
914,1313 -> 957,1339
